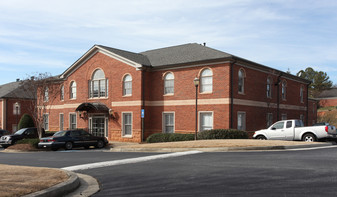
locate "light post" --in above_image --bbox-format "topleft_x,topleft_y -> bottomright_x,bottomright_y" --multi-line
14,102 -> 19,131
193,77 -> 200,140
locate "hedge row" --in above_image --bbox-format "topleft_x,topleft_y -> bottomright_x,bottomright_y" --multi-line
146,133 -> 195,143
146,129 -> 248,143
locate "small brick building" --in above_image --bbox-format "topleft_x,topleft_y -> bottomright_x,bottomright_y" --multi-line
42,43 -> 315,142
0,81 -> 35,132
317,88 -> 337,107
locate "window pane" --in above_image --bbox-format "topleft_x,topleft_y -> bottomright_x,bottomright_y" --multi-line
200,113 -> 213,131
123,113 -> 132,136
164,113 -> 174,133
93,69 -> 105,80
200,69 -> 212,93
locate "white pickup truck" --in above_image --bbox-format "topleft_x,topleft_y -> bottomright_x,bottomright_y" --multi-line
253,119 -> 337,142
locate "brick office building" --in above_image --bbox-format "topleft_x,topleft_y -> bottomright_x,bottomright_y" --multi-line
42,43 -> 315,142
0,80 -> 35,132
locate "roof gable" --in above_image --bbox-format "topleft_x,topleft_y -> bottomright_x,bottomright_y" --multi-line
60,45 -> 149,79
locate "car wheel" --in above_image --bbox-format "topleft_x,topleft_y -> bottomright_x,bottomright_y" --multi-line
96,140 -> 105,149
2,145 -> 9,149
84,146 -> 90,149
256,135 -> 267,140
65,142 -> 73,150
302,133 -> 316,142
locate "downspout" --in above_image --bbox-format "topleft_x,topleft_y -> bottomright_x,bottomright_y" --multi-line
230,60 -> 236,129
275,74 -> 282,121
141,68 -> 145,142
306,83 -> 310,126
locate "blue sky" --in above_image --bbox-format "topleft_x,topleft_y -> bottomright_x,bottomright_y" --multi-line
0,0 -> 337,85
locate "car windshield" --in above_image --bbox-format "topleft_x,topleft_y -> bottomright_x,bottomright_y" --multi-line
14,128 -> 26,135
53,131 -> 67,137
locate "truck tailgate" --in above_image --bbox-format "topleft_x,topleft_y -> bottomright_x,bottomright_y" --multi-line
328,125 -> 337,135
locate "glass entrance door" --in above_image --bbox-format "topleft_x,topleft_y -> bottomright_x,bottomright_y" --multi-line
92,117 -> 105,137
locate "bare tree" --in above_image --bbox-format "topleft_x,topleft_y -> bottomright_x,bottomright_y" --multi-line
21,73 -> 62,138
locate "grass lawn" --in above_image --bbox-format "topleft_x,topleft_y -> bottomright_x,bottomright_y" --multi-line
0,164 -> 68,197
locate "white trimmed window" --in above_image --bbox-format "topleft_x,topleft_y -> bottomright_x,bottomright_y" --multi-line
267,113 -> 273,128
199,112 -> 213,131
60,85 -> 64,101
200,69 -> 213,93
13,103 -> 21,115
123,75 -> 132,96
44,87 -> 49,102
237,112 -> 246,131
238,69 -> 245,94
164,73 -> 174,95
70,81 -> 77,99
163,112 -> 174,133
43,114 -> 49,131
69,113 -> 77,129
122,113 -> 132,136
89,69 -> 108,98
282,81 -> 287,100
267,77 -> 272,98
59,113 -> 64,131
281,114 -> 287,120
300,85 -> 304,103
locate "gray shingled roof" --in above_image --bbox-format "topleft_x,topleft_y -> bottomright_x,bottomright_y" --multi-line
317,88 -> 337,98
97,45 -> 151,66
140,43 -> 233,67
0,81 -> 35,99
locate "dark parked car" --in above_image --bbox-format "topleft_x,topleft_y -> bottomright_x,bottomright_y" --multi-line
38,129 -> 108,151
0,128 -> 38,148
0,130 -> 11,137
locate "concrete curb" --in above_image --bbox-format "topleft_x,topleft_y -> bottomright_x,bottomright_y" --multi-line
23,170 -> 80,197
110,142 -> 335,152
64,173 -> 100,197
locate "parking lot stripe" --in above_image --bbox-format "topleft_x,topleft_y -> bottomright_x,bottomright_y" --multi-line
62,151 -> 203,171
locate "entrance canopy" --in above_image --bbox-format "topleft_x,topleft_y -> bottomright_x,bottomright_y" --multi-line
75,102 -> 110,113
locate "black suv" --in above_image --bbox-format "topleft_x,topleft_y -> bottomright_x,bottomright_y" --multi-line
0,128 -> 38,148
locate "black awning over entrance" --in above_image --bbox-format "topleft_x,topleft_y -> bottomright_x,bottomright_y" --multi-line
75,102 -> 109,113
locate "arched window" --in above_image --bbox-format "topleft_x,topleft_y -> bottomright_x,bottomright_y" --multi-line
13,102 -> 20,115
60,85 -> 64,101
238,69 -> 245,93
123,74 -> 132,96
164,72 -> 174,95
267,77 -> 272,98
70,81 -> 76,99
89,69 -> 108,98
282,80 -> 287,100
200,68 -> 212,93
44,87 -> 49,102
300,85 -> 304,103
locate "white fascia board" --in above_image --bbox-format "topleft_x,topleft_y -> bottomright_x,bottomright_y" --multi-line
60,45 -> 143,79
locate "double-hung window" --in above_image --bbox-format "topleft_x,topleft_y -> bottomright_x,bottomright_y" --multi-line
237,112 -> 246,131
70,113 -> 77,129
267,77 -> 272,98
70,81 -> 77,99
199,112 -> 213,131
200,69 -> 212,93
163,113 -> 174,133
43,114 -> 49,131
238,69 -> 245,94
164,73 -> 174,95
123,75 -> 132,96
123,113 -> 132,136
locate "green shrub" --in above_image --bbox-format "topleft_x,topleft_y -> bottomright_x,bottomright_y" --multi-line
18,114 -> 35,130
197,129 -> 248,140
146,133 -> 194,143
16,138 -> 40,148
